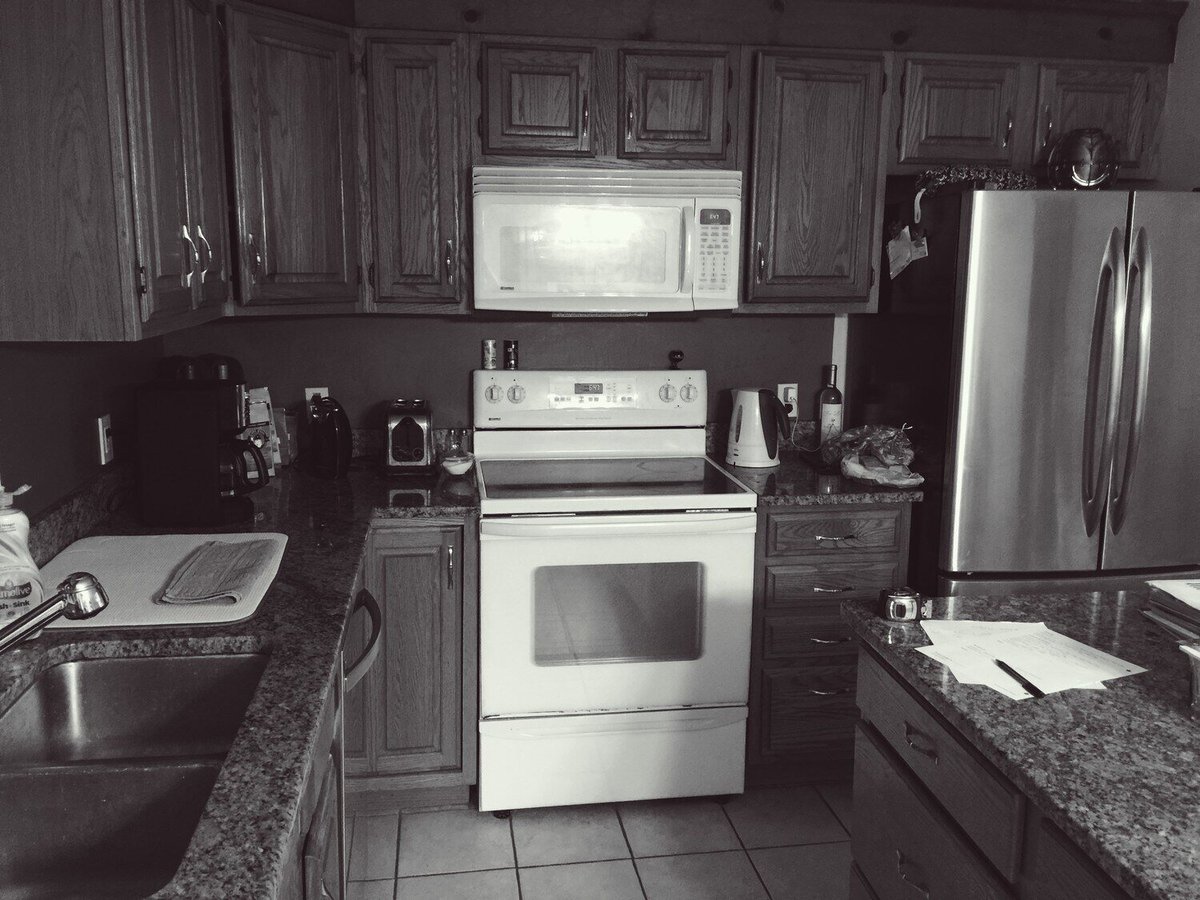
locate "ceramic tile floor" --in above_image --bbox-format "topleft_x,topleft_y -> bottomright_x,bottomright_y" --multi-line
346,783 -> 853,900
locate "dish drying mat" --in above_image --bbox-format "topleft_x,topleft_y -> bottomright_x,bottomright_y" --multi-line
40,533 -> 287,629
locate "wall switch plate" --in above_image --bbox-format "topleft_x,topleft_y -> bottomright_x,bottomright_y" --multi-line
96,413 -> 114,465
304,387 -> 329,406
777,383 -> 799,416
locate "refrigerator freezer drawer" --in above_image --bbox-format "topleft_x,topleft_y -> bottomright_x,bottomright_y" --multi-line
477,706 -> 747,811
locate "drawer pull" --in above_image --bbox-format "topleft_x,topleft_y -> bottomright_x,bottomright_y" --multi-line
814,534 -> 854,543
812,584 -> 851,593
809,636 -> 850,645
895,850 -> 931,899
807,687 -> 851,696
903,721 -> 939,765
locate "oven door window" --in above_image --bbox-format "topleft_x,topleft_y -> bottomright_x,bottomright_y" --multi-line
533,562 -> 702,666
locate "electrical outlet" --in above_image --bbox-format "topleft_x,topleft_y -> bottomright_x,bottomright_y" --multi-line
304,386 -> 329,406
777,383 -> 799,416
96,414 -> 114,465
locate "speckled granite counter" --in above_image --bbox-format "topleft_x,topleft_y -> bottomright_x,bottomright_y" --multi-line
844,592 -> 1199,900
0,462 -> 478,899
723,450 -> 924,506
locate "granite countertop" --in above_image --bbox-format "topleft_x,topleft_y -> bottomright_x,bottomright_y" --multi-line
722,450 -> 924,506
0,461 -> 478,899
844,592 -> 1199,900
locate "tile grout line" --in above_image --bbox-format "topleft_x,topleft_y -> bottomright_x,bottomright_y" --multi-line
508,813 -> 524,900
813,782 -> 853,839
391,811 -> 402,900
719,798 -> 775,900
614,804 -> 651,899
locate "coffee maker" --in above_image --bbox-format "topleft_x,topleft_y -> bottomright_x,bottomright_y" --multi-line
136,355 -> 270,525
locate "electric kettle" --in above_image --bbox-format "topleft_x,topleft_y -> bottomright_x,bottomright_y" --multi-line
725,388 -> 790,468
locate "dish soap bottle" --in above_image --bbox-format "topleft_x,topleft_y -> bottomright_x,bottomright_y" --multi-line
0,479 -> 42,627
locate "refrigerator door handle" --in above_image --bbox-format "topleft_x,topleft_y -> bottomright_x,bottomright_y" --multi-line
1108,226 -> 1153,534
1081,227 -> 1127,537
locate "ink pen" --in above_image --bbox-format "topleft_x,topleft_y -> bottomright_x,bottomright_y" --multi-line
994,659 -> 1045,699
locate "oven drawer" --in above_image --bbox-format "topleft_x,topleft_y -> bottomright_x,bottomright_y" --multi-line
764,558 -> 900,609
853,722 -> 1014,900
762,608 -> 854,658
760,664 -> 856,756
857,651 -> 1024,882
766,507 -> 903,556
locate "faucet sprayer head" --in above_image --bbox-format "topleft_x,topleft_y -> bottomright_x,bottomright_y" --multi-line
58,572 -> 109,620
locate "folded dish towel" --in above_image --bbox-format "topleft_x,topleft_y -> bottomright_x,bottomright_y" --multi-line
158,539 -> 279,605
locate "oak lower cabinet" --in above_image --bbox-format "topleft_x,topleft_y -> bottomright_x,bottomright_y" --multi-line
343,520 -> 478,812
0,0 -> 228,341
365,36 -> 467,309
224,4 -> 360,311
745,52 -> 886,312
747,503 -> 910,784
852,649 -> 1132,900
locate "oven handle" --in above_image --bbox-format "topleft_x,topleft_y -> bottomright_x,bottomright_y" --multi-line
480,513 -> 756,539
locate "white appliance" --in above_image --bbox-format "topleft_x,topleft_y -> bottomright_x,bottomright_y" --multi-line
472,167 -> 742,314
472,369 -> 758,812
725,387 -> 791,468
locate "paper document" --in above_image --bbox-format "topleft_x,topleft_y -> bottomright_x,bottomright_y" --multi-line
916,620 -> 1145,700
1146,579 -> 1200,612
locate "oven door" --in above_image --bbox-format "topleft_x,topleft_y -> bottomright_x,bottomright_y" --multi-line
479,511 -> 756,718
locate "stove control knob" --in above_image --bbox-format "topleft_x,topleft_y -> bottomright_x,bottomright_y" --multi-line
658,384 -> 677,403
679,383 -> 699,402
485,384 -> 504,403
507,385 -> 526,404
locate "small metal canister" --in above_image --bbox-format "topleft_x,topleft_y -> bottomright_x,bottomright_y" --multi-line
882,587 -> 925,622
481,339 -> 498,370
503,340 -> 519,370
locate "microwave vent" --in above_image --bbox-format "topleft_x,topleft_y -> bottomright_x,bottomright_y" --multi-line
472,166 -> 741,198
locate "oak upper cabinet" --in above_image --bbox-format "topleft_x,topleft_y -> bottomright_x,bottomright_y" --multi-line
1034,62 -> 1166,176
0,0 -> 227,341
746,52 -> 886,311
477,38 -> 739,164
898,57 -> 1025,166
619,49 -> 735,159
480,42 -> 599,157
366,37 -> 465,308
225,5 -> 360,310
344,522 -> 478,809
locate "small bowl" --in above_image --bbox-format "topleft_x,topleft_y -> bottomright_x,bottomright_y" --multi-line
441,455 -> 474,476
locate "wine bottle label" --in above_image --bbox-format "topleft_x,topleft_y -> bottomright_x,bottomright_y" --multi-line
820,402 -> 843,444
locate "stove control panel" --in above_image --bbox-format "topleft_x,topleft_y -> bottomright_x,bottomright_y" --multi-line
473,369 -> 706,428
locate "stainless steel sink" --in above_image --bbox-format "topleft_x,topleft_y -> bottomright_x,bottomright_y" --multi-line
0,760 -> 220,898
0,654 -> 268,764
0,654 -> 269,897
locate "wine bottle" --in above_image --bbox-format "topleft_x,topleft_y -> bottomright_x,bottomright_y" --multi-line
818,364 -> 844,447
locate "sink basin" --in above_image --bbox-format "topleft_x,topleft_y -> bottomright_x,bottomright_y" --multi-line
0,760 -> 220,898
0,654 -> 268,764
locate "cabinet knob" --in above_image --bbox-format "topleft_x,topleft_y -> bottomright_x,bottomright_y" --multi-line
196,225 -> 213,285
247,232 -> 262,284
444,239 -> 455,286
755,242 -> 765,284
581,91 -> 590,142
626,95 -> 634,141
1003,109 -> 1013,149
1042,105 -> 1054,149
180,225 -> 199,289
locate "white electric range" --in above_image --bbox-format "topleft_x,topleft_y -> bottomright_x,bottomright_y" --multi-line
472,369 -> 757,812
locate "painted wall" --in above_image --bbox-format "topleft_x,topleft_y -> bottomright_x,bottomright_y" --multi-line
162,315 -> 835,427
1155,2 -> 1200,189
0,340 -> 163,519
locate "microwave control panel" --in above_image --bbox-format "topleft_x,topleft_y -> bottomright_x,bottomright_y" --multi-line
693,202 -> 741,309
473,369 -> 706,428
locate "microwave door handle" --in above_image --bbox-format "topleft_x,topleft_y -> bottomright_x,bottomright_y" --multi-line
680,206 -> 696,294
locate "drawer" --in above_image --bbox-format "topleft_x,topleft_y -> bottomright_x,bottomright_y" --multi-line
1026,818 -> 1128,900
857,651 -> 1024,882
765,558 -> 899,609
852,723 -> 1014,900
761,664 -> 856,756
766,507 -> 902,556
763,607 -> 854,658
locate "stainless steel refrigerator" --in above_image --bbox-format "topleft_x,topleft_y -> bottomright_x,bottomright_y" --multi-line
935,190 -> 1200,595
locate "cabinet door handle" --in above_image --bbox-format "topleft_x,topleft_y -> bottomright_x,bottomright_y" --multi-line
247,232 -> 262,283
810,636 -> 850,645
806,687 -> 851,696
581,90 -> 590,141
1042,105 -> 1054,149
447,544 -> 455,589
444,239 -> 455,285
895,850 -> 931,899
1003,108 -> 1013,149
626,95 -> 634,141
755,242 -> 765,283
814,533 -> 854,543
812,585 -> 851,594
196,225 -> 213,284
903,720 -> 939,765
180,225 -> 199,288
343,588 -> 382,694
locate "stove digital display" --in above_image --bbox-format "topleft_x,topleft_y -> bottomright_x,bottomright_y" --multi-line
575,382 -> 604,394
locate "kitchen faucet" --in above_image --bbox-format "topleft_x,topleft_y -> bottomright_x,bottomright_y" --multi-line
0,572 -> 109,654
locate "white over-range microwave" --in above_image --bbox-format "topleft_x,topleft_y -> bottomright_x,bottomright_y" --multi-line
472,166 -> 742,314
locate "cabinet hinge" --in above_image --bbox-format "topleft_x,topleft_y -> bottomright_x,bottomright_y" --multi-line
136,263 -> 148,295
870,267 -> 876,287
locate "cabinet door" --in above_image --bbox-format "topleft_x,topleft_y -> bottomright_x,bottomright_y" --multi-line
747,53 -> 884,307
352,526 -> 463,777
482,43 -> 598,156
367,39 -> 462,306
619,49 -> 734,160
226,8 -> 359,307
1034,62 -> 1164,174
899,58 -> 1022,165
